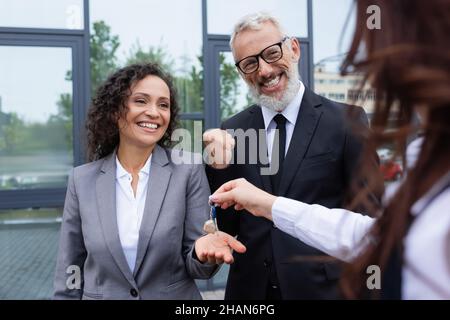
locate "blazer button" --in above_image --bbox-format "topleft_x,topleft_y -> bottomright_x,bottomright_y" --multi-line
130,288 -> 138,297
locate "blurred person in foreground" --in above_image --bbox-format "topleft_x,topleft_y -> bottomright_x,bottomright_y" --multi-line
211,0 -> 450,299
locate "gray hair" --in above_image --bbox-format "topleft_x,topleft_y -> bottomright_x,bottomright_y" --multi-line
229,12 -> 288,55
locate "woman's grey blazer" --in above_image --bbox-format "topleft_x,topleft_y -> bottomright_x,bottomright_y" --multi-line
53,145 -> 218,299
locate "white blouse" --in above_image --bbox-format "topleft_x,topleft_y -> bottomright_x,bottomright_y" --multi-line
271,138 -> 450,299
115,155 -> 152,273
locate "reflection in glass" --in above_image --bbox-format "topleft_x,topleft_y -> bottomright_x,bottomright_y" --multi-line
0,0 -> 84,29
0,46 -> 73,190
312,0 -> 375,115
90,0 -> 203,114
219,52 -> 253,121
173,120 -> 204,154
207,0 -> 308,37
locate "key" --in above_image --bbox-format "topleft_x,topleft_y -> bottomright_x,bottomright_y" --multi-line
203,201 -> 219,234
203,219 -> 217,234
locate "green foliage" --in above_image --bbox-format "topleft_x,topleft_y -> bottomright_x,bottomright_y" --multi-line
125,44 -> 205,113
0,109 -> 71,155
90,20 -> 120,96
86,20 -> 242,122
219,53 -> 241,120
50,92 -> 73,150
246,92 -> 254,107
10,20 -> 243,158
49,20 -> 120,155
125,41 -> 174,73
0,112 -> 25,154
176,55 -> 203,113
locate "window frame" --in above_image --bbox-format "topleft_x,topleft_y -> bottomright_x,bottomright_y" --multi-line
0,0 -> 90,209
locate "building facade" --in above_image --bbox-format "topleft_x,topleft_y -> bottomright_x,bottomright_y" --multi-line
1,0 -> 369,299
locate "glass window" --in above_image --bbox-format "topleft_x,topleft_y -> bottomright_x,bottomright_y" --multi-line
207,0 -> 308,37
0,207 -> 62,299
0,46 -> 73,191
219,51 -> 252,121
313,0 -> 355,73
173,119 -> 204,154
0,0 -> 84,29
313,0 -> 374,116
89,0 -> 203,113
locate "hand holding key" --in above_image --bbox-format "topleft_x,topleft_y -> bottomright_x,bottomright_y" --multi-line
195,201 -> 246,264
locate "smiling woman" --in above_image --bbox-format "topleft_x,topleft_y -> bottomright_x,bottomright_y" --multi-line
53,63 -> 246,300
117,75 -> 172,154
86,64 -> 179,161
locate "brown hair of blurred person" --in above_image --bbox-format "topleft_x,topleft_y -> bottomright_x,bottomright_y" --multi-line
340,0 -> 450,298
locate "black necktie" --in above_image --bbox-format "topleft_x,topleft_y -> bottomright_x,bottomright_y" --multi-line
270,114 -> 287,195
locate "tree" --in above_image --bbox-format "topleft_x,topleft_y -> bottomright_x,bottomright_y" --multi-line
0,112 -> 25,154
55,20 -> 120,152
55,21 -> 242,144
219,53 -> 241,120
176,55 -> 203,113
50,92 -> 73,150
62,20 -> 120,96
125,41 -> 174,73
90,20 -> 120,96
125,42 -> 203,113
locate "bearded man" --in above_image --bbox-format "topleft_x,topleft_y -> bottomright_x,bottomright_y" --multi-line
203,12 -> 370,300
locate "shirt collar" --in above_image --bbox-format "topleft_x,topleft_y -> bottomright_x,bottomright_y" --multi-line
261,81 -> 305,130
410,170 -> 450,216
116,154 -> 152,179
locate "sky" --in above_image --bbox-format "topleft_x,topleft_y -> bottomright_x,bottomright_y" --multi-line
206,0 -> 308,37
0,46 -> 72,123
0,0 -> 356,124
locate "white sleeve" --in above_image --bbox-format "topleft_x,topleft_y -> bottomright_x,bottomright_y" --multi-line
271,197 -> 376,262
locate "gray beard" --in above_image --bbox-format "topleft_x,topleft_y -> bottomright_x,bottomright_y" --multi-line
247,66 -> 301,112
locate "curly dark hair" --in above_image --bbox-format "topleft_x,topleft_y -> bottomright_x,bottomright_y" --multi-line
86,63 -> 180,160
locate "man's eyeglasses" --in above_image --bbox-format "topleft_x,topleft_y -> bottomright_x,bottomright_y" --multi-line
235,36 -> 290,74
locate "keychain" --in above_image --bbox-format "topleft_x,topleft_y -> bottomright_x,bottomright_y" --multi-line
203,201 -> 219,234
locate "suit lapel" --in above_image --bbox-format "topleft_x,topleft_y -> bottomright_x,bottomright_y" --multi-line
248,107 -> 273,193
133,145 -> 172,277
96,151 -> 137,285
278,87 -> 323,196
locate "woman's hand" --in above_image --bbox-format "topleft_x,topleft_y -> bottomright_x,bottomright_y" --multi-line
209,178 -> 277,221
194,231 -> 246,264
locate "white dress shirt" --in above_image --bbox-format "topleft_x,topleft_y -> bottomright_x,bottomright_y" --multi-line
116,155 -> 152,273
271,138 -> 450,299
261,81 -> 305,163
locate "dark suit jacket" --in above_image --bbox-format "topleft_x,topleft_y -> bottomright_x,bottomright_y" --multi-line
206,87 -> 369,299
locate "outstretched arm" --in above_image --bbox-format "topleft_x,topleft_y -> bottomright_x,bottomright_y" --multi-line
210,178 -> 376,262
184,162 -> 246,279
